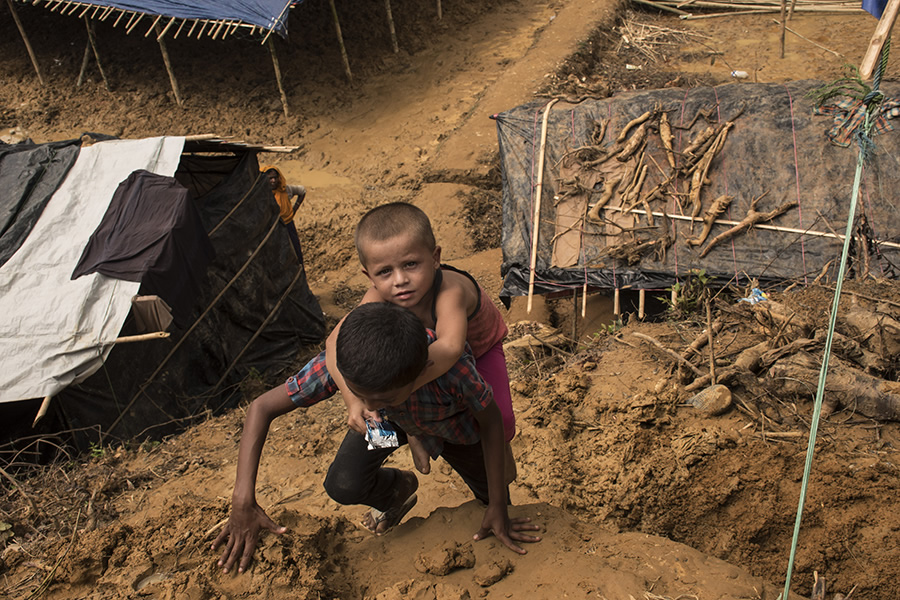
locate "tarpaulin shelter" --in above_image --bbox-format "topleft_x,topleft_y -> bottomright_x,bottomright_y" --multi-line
494,80 -> 900,309
0,135 -> 325,459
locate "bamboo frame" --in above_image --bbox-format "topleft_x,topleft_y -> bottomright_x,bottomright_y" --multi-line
83,15 -> 111,91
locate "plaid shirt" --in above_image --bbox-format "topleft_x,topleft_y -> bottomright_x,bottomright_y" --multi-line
815,95 -> 900,147
285,331 -> 493,458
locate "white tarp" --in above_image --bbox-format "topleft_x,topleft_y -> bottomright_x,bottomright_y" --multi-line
0,136 -> 185,403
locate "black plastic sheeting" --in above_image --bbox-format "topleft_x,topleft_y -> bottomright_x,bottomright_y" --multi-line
72,170 -> 215,328
495,81 -> 900,303
0,139 -> 81,269
11,151 -> 326,456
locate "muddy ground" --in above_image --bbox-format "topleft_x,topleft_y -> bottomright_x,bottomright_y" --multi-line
2,0 -> 900,598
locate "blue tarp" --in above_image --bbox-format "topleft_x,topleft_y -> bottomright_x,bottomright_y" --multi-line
61,1 -> 295,36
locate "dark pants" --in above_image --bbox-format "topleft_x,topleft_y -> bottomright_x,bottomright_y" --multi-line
282,221 -> 304,263
323,427 -> 503,512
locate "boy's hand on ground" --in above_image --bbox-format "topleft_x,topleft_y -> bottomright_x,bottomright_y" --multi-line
211,503 -> 286,574
474,505 -> 542,555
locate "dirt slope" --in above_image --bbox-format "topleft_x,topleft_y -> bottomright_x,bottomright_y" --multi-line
3,1 -> 900,599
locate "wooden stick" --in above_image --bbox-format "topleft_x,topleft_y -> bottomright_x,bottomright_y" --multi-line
156,16 -> 177,41
772,19 -> 842,56
436,0 -> 442,20
268,37 -> 290,118
779,0 -> 787,58
706,294 -> 716,384
639,288 -> 646,320
633,332 -> 705,377
76,40 -> 90,87
384,0 -> 399,54
582,281 -> 588,318
155,23 -> 183,106
33,395 -> 52,427
860,0 -> 900,80
614,287 -> 621,315
527,98 -> 559,313
329,0 -> 353,82
7,0 -> 45,85
144,14 -> 162,37
598,203 -> 900,249
112,331 -> 171,343
84,15 -> 111,92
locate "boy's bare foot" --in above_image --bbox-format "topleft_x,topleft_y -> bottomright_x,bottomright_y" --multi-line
407,435 -> 431,475
360,470 -> 418,535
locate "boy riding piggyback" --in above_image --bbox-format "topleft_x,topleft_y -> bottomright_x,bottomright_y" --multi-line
325,202 -> 517,480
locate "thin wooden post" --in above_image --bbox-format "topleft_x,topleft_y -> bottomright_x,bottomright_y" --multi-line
779,0 -> 786,58
155,23 -> 183,106
384,0 -> 399,54
860,0 -> 900,80
267,37 -> 290,117
84,16 -> 111,91
33,395 -> 51,427
76,40 -> 91,87
436,0 -> 442,20
526,98 -> 558,313
7,0 -> 45,85
639,288 -> 646,320
614,287 -> 621,316
328,0 -> 353,82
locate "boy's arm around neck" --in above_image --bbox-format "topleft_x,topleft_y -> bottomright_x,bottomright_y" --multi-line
414,283 -> 469,389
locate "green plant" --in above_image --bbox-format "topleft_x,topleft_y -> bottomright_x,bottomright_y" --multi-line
664,269 -> 710,318
88,442 -> 105,459
595,317 -> 624,336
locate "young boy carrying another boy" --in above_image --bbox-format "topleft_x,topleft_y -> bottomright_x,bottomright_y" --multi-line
325,202 -> 517,481
212,303 -> 541,574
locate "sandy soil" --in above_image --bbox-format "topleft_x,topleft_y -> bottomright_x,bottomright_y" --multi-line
3,1 -> 900,598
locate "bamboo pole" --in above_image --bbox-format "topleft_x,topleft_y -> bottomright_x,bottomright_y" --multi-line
329,0 -> 353,82
860,0 -> 900,80
437,0 -> 442,20
596,204 -> 900,249
639,288 -> 646,320
112,331 -> 171,343
33,395 -> 51,427
384,0 -> 399,53
268,37 -> 290,118
84,15 -> 111,91
614,287 -> 621,316
582,282 -> 587,318
7,0 -> 45,86
773,19 -> 841,56
526,98 -> 558,313
779,0 -> 787,58
155,23 -> 183,107
76,40 -> 90,87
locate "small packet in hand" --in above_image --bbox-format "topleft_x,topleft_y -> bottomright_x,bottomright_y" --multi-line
365,416 -> 399,450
